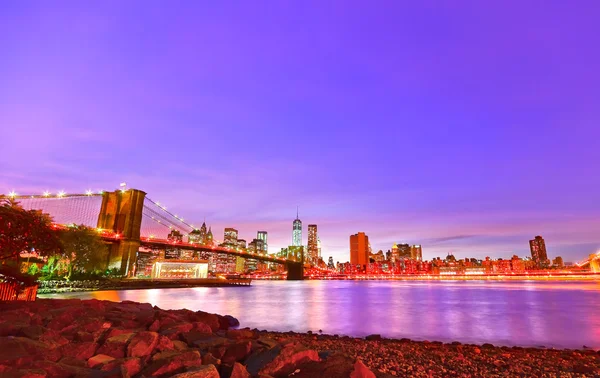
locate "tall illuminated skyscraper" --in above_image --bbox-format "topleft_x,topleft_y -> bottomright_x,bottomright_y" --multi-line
307,224 -> 318,264
257,231 -> 268,254
292,208 -> 302,247
350,232 -> 369,266
529,236 -> 548,267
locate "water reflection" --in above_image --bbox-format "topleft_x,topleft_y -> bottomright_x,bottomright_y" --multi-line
41,280 -> 600,349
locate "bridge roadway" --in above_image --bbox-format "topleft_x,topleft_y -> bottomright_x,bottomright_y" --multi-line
138,238 -> 293,265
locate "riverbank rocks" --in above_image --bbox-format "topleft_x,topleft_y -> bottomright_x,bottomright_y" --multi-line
1,299 -> 599,377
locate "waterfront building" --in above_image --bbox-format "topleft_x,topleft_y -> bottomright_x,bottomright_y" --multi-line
411,245 -> 423,261
292,208 -> 302,247
350,232 -> 369,267
257,231 -> 268,253
529,236 -> 549,267
511,255 -> 526,272
237,239 -> 247,251
553,256 -> 564,268
307,224 -> 318,265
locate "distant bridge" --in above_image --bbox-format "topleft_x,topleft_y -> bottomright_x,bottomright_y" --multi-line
576,252 -> 600,273
3,189 -> 304,279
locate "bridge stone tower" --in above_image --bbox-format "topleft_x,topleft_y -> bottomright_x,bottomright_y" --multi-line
97,189 -> 146,276
590,254 -> 600,273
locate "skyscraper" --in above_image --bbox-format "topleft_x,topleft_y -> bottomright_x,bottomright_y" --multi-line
350,232 -> 369,266
529,236 -> 548,267
307,224 -> 318,265
411,245 -> 423,261
292,208 -> 302,247
257,231 -> 268,254
327,256 -> 335,270
224,228 -> 238,246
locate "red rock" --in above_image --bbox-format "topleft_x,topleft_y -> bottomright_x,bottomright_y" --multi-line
222,341 -> 252,364
148,319 -> 161,332
59,342 -> 98,361
106,328 -> 136,339
201,353 -> 221,366
58,356 -> 88,368
3,368 -> 47,377
170,364 -> 220,378
0,336 -> 60,365
190,312 -> 220,332
230,362 -> 251,378
87,354 -> 115,368
182,330 -> 217,346
258,344 -> 320,377
96,333 -> 135,359
192,322 -> 213,334
31,360 -> 72,378
350,360 -> 376,378
151,350 -> 202,367
156,335 -> 175,351
99,357 -> 143,376
285,353 -> 354,378
143,350 -> 202,376
173,340 -> 189,351
127,331 -> 159,357
226,329 -> 255,340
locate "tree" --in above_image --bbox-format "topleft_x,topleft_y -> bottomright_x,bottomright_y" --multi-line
0,198 -> 62,263
58,225 -> 108,279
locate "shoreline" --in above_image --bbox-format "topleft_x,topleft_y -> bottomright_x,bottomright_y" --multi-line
37,278 -> 252,294
0,299 -> 598,377
37,275 -> 600,294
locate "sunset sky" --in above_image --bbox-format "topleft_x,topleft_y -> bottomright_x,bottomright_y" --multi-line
1,1 -> 599,263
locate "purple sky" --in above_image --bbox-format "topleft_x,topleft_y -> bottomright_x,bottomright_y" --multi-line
1,1 -> 600,263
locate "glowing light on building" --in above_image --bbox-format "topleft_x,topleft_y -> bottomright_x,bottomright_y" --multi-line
8,191 -> 17,198
57,191 -> 66,198
43,191 -> 51,197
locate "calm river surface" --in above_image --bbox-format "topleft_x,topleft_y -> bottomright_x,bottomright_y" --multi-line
41,280 -> 600,349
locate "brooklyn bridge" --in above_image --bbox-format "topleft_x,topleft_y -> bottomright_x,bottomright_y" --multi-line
4,188 -> 305,280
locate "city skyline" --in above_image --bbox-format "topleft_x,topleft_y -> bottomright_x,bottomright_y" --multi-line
1,2 -> 600,263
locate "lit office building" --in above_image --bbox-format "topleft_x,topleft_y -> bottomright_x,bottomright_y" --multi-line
257,231 -> 268,253
292,209 -> 302,247
307,224 -> 318,265
350,232 -> 369,267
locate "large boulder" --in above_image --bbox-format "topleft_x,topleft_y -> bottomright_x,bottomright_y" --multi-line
230,362 -> 251,378
100,357 -> 143,377
170,364 -> 220,378
254,343 -> 320,377
127,331 -> 159,357
0,336 -> 61,365
143,350 -> 202,376
96,333 -> 135,359
226,329 -> 255,340
222,341 -> 252,364
350,360 -> 376,378
59,341 -> 98,361
87,354 -> 115,368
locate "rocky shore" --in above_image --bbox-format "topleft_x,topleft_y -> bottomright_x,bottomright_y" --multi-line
0,299 -> 598,378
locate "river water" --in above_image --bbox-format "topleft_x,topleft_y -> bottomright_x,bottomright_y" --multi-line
40,280 -> 600,349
